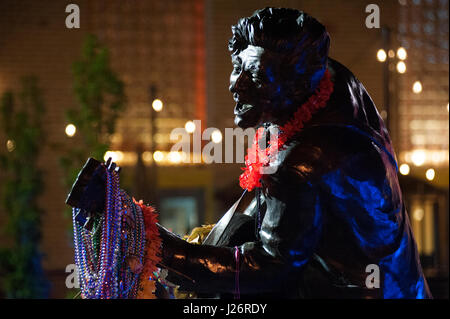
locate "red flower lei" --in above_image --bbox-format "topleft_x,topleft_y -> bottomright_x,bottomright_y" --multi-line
239,69 -> 334,191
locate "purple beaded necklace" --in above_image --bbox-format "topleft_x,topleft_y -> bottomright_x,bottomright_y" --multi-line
73,164 -> 146,299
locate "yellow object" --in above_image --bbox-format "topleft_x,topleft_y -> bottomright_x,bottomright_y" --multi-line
186,224 -> 215,244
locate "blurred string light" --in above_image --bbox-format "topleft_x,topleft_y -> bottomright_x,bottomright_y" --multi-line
413,208 -> 424,222
142,151 -> 152,162
412,81 -> 422,94
377,48 -> 408,74
377,49 -> 387,62
396,61 -> 407,74
142,151 -> 189,164
403,150 -> 448,166
396,47 -> 407,60
185,120 -> 196,133
153,150 -> 164,162
388,49 -> 395,59
6,139 -> 15,152
399,163 -> 410,175
211,130 -> 223,143
152,99 -> 163,112
168,151 -> 182,164
447,103 -> 449,112
104,151 -> 123,163
211,129 -> 222,144
65,124 -> 76,137
425,168 -> 435,181
411,150 -> 426,166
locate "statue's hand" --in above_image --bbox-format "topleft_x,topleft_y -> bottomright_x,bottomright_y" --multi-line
156,223 -> 189,267
156,223 -> 197,288
66,157 -> 121,229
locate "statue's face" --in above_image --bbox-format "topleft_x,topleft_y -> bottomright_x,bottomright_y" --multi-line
229,45 -> 279,128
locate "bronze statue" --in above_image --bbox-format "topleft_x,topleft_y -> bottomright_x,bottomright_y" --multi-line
67,7 -> 432,299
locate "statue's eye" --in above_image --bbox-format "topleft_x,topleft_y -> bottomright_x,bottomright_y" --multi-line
232,64 -> 242,73
249,65 -> 259,73
248,65 -> 262,79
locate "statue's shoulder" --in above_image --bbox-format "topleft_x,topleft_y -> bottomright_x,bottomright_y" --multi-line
279,124 -> 385,182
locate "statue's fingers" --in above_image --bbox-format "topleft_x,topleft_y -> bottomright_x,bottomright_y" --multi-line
105,157 -> 112,167
108,162 -> 117,172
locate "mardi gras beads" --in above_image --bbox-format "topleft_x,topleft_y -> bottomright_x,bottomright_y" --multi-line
72,163 -> 148,299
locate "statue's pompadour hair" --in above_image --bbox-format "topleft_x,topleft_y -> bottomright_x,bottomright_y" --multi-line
229,7 -> 330,99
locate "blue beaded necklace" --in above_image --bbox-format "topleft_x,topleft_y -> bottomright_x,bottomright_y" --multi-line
73,164 -> 146,299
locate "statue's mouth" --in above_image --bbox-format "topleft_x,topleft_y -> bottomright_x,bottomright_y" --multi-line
234,102 -> 253,116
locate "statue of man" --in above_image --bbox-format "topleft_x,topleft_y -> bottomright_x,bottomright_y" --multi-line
156,7 -> 431,299
70,7 -> 431,299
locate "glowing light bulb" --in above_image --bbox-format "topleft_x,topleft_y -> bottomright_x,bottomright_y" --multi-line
65,124 -> 76,137
142,151 -> 152,162
413,208 -> 424,221
399,163 -> 410,175
168,151 -> 181,164
397,47 -> 407,60
396,61 -> 406,74
185,121 -> 196,133
104,151 -> 119,162
377,49 -> 387,62
411,150 -> 426,166
211,130 -> 222,144
115,151 -> 124,161
153,151 -> 164,162
6,139 -> 15,152
425,168 -> 435,181
412,81 -> 422,94
152,99 -> 163,112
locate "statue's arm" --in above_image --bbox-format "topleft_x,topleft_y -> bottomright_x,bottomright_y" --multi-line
157,166 -> 323,295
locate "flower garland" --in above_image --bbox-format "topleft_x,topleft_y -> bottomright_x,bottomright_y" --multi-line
239,69 -> 334,191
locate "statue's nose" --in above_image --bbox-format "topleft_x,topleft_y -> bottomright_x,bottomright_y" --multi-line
228,82 -> 235,93
229,72 -> 247,94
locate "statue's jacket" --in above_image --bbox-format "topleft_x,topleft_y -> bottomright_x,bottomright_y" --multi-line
157,58 -> 432,299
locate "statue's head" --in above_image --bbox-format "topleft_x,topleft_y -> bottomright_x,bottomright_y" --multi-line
229,8 -> 330,128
